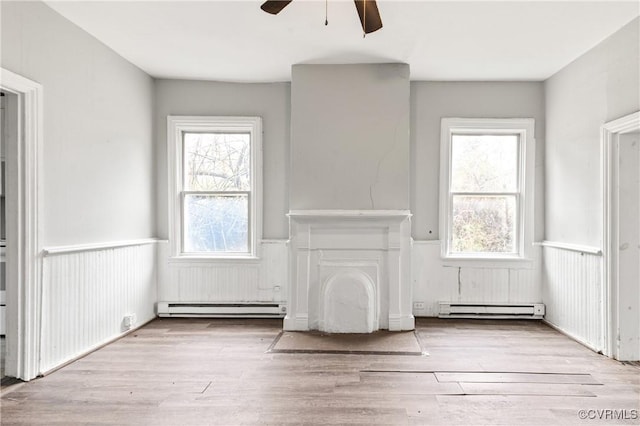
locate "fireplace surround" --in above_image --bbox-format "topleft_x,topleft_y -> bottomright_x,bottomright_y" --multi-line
284,210 -> 414,333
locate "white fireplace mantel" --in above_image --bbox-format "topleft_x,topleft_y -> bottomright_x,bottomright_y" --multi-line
288,210 -> 412,220
284,210 -> 414,333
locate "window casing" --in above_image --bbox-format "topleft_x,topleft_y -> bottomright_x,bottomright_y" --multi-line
168,116 -> 262,260
439,118 -> 535,263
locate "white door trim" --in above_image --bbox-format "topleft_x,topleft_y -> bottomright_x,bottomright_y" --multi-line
601,111 -> 640,359
0,68 -> 43,380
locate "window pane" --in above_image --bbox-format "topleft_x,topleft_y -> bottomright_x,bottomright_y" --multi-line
451,196 -> 516,254
184,194 -> 248,253
451,135 -> 518,192
184,133 -> 250,191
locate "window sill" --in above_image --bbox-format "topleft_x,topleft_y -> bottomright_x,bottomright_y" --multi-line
441,256 -> 536,269
168,255 -> 261,266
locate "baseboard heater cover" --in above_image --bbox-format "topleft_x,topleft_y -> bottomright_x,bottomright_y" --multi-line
157,302 -> 286,318
438,302 -> 545,319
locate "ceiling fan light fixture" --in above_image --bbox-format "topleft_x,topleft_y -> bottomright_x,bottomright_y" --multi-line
260,0 -> 293,15
260,0 -> 383,35
354,0 -> 383,35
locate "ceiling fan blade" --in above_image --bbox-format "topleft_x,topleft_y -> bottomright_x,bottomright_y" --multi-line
261,0 -> 293,15
354,0 -> 383,34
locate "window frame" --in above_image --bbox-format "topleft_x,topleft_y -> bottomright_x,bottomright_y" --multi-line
439,118 -> 535,265
167,116 -> 262,260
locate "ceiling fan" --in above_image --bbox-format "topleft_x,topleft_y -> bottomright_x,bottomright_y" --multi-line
260,0 -> 383,35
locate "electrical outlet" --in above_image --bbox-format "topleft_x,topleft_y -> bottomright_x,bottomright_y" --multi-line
413,302 -> 425,310
123,314 -> 136,330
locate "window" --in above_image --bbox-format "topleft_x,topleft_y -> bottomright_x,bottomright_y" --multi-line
440,118 -> 535,262
168,116 -> 262,259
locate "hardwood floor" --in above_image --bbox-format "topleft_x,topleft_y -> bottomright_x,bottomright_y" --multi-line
1,318 -> 638,425
1,336 -> 5,378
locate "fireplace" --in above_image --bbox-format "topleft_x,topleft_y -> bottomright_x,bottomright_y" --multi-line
284,210 -> 414,333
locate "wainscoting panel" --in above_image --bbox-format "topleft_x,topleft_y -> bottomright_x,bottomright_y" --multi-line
542,244 -> 603,351
40,241 -> 158,373
157,240 -> 288,304
412,241 -> 542,317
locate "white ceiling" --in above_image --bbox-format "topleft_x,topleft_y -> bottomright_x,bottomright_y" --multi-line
45,0 -> 639,82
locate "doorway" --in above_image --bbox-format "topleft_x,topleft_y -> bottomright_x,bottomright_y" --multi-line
0,90 -> 16,379
602,111 -> 640,361
0,68 -> 43,381
617,131 -> 639,360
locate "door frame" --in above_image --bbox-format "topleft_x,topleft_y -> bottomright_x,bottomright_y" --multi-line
601,110 -> 640,359
0,68 -> 43,380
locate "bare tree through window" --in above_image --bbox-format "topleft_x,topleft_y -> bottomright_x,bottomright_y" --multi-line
450,134 -> 519,254
183,133 -> 251,253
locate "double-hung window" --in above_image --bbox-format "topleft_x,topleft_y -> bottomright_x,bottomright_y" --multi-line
168,116 -> 262,259
440,118 -> 535,262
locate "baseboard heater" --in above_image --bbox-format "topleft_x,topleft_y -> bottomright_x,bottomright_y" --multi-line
157,302 -> 286,318
438,302 -> 545,319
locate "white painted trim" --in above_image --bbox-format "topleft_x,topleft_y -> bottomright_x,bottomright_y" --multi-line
261,239 -> 288,244
411,240 -> 441,246
534,241 -> 602,256
40,317 -> 156,377
42,238 -> 163,256
543,319 -> 601,354
319,269 -> 377,333
286,211 -> 413,332
439,118 -> 536,262
287,210 -> 412,219
601,111 -> 640,359
166,257 -> 262,266
441,257 -> 536,270
160,238 -> 288,267
388,314 -> 415,332
167,116 -> 263,260
602,111 -> 640,134
283,314 -> 309,331
0,68 -> 43,380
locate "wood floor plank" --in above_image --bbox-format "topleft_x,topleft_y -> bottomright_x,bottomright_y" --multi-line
1,317 -> 638,425
459,382 -> 598,397
435,371 -> 601,385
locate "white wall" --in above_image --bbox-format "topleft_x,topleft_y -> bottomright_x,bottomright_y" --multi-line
410,81 -> 545,241
157,240 -> 287,305
412,242 -> 541,317
1,1 -> 155,247
4,2 -> 636,372
154,79 -> 291,240
408,82 -> 545,313
290,64 -> 410,210
154,80 -> 290,305
40,243 -> 157,373
543,17 -> 639,350
542,246 -> 603,351
545,17 -> 639,247
1,1 -> 157,378
155,77 -> 546,311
